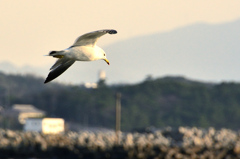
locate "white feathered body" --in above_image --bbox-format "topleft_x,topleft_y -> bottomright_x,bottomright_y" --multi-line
54,45 -> 106,61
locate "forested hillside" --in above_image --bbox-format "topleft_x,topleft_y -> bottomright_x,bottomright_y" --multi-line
0,72 -> 240,131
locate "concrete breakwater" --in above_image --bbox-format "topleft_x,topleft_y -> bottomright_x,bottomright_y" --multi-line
0,127 -> 240,159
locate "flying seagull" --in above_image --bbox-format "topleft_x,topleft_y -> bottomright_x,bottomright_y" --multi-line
44,29 -> 117,84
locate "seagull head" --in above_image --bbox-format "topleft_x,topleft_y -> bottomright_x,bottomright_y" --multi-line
101,51 -> 110,65
95,46 -> 110,65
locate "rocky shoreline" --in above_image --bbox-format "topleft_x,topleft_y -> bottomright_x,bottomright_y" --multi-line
0,127 -> 240,159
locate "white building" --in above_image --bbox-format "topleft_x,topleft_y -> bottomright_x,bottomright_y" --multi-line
24,118 -> 64,134
84,82 -> 98,89
2,104 -> 45,124
84,70 -> 107,89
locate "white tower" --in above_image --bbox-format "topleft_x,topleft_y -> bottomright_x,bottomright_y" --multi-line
99,70 -> 106,81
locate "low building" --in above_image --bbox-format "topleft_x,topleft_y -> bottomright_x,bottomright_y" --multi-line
24,118 -> 64,134
2,104 -> 45,124
84,82 -> 98,89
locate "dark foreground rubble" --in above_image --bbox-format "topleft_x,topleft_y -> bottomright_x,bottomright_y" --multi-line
0,127 -> 240,159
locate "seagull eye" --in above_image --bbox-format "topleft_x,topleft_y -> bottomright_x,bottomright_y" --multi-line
104,54 -> 106,56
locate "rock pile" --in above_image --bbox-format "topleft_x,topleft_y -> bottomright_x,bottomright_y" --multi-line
0,127 -> 239,158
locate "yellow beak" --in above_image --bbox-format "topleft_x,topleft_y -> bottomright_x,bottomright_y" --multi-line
104,59 -> 110,65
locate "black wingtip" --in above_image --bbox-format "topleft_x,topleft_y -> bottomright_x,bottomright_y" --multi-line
44,79 -> 49,84
44,76 -> 52,84
108,30 -> 117,34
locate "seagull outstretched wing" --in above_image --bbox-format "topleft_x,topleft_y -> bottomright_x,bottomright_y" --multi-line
72,29 -> 117,47
44,58 -> 75,83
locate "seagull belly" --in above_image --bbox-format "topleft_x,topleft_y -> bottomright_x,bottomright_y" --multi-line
67,46 -> 95,61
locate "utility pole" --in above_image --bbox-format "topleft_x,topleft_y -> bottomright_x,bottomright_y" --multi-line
115,92 -> 121,145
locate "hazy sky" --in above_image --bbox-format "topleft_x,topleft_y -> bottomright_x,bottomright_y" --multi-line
1,0 -> 240,67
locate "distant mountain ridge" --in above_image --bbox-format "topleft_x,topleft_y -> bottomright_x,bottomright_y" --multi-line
104,19 -> 240,84
1,19 -> 240,84
0,61 -> 48,77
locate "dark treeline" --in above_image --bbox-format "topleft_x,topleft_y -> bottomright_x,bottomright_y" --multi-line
0,72 -> 240,131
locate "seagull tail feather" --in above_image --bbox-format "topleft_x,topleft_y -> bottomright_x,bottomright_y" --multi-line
49,51 -> 64,58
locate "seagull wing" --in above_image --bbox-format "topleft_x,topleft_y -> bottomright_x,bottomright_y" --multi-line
44,58 -> 75,83
72,29 -> 117,47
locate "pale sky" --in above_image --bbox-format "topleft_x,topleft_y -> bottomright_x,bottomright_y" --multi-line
1,0 -> 240,67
